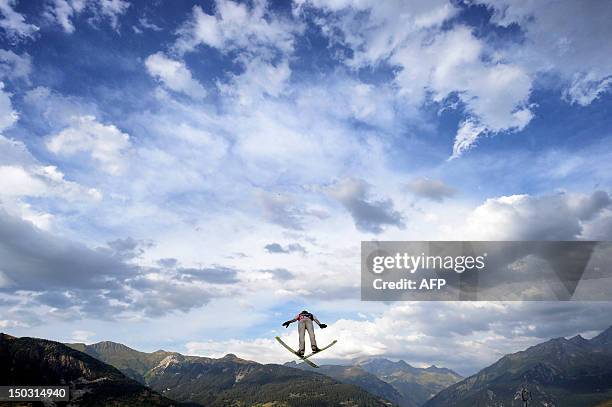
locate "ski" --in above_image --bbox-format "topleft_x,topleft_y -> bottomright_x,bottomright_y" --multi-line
275,336 -> 319,368
302,339 -> 338,360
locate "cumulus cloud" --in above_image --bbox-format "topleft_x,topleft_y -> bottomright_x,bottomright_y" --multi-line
464,191 -> 612,240
174,0 -> 299,56
145,52 -> 207,99
46,115 -> 131,175
292,1 -> 612,156
327,178 -> 404,234
0,135 -> 102,226
297,1 -> 533,157
0,0 -> 38,40
172,1 -> 300,104
475,0 -> 612,105
405,177 -> 457,202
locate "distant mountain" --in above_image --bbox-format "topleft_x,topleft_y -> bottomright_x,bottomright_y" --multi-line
0,333 -> 177,406
286,357 -> 462,406
68,340 -> 173,383
424,326 -> 612,407
287,361 -> 416,407
355,358 -> 463,406
68,341 -> 394,406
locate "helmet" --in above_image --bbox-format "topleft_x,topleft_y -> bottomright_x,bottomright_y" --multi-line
301,310 -> 309,314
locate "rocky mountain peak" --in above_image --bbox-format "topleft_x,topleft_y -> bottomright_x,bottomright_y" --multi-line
591,325 -> 612,346
568,334 -> 588,346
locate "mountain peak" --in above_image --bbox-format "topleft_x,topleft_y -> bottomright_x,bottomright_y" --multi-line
221,353 -> 252,364
354,356 -> 413,368
568,334 -> 588,345
0,333 -> 16,340
91,340 -> 137,351
591,325 -> 612,346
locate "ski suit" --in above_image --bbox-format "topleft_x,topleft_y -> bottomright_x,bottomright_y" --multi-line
296,311 -> 320,352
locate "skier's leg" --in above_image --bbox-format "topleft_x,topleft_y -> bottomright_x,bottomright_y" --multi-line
305,319 -> 318,350
298,320 -> 306,355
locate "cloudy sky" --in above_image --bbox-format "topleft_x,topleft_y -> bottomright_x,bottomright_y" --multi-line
1,0 -> 612,375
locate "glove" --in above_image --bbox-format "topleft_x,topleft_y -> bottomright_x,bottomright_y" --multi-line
320,324 -> 327,329
282,321 -> 291,328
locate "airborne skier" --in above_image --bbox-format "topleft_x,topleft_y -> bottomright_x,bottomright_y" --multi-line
282,310 -> 327,356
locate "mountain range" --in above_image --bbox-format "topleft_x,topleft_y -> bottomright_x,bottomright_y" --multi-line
2,325 -> 612,406
68,340 -> 393,406
0,333 -> 176,406
287,357 -> 463,407
424,326 -> 612,407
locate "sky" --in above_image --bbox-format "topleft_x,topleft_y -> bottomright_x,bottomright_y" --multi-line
1,0 -> 612,376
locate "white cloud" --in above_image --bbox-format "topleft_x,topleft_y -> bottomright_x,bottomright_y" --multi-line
183,301 -> 612,374
294,0 -> 456,66
145,52 -> 207,99
475,0 -> 612,105
174,0 -> 299,56
45,0 -> 79,33
463,191 -> 612,240
296,2 -> 534,157
46,115 -> 131,175
0,49 -> 31,82
0,82 -> 18,131
0,165 -> 47,197
24,86 -> 100,128
389,25 -> 533,158
220,58 -> 290,104
293,1 -> 610,156
97,0 -> 129,29
0,135 -> 103,201
0,319 -> 28,328
171,1 -> 301,103
0,0 -> 38,40
44,0 -> 129,33
0,135 -> 102,230
71,329 -> 95,342
451,119 -> 486,159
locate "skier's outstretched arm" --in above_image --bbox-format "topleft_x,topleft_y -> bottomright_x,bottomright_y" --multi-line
313,316 -> 327,329
282,318 -> 297,328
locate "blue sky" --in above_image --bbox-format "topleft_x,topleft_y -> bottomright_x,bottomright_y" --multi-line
1,0 -> 612,375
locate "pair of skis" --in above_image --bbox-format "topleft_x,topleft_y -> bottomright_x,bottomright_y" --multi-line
275,336 -> 337,368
